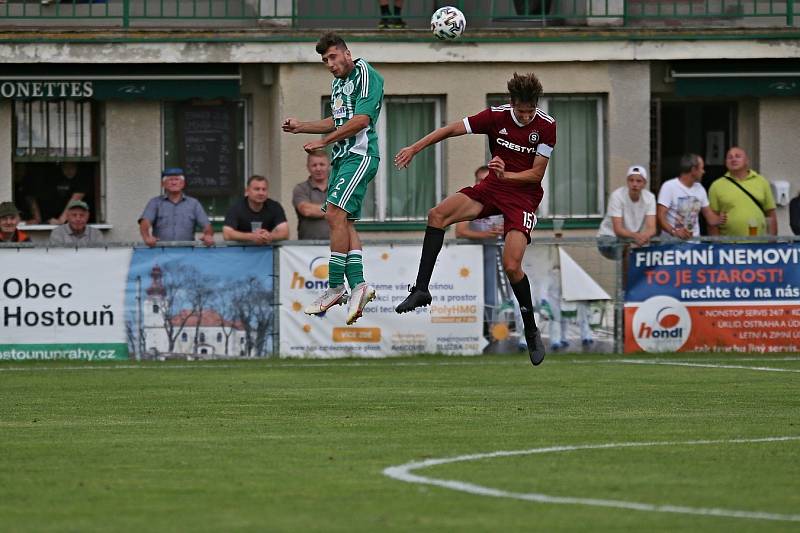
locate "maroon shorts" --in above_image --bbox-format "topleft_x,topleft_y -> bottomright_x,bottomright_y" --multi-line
458,174 -> 543,243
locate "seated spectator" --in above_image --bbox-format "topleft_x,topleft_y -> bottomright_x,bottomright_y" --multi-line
708,147 -> 777,237
596,165 -> 657,259
790,191 -> 800,236
48,200 -> 104,246
0,202 -> 31,243
139,168 -> 214,247
42,162 -> 93,225
292,150 -> 331,240
223,175 -> 289,245
657,153 -> 726,239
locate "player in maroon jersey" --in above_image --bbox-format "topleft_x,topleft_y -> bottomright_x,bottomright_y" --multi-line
393,73 -> 554,366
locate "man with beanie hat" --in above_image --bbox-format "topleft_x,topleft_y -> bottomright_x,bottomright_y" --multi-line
596,165 -> 657,259
0,202 -> 30,243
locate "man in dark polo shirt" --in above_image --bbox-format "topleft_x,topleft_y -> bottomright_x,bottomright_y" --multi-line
223,175 -> 289,245
138,168 -> 215,247
292,150 -> 330,240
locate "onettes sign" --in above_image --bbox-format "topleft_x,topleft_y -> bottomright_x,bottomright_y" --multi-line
0,81 -> 94,99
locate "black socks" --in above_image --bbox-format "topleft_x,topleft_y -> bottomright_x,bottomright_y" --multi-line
414,226 -> 445,292
510,274 -> 538,333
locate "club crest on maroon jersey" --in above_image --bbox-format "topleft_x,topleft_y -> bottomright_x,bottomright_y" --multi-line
529,132 -> 539,144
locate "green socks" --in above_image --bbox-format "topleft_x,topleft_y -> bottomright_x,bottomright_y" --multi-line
345,250 -> 365,287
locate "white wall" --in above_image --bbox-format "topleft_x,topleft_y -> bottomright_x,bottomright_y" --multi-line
104,101 -> 162,242
759,98 -> 800,235
275,59 -> 635,239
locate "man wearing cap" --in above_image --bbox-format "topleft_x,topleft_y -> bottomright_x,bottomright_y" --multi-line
596,165 -> 657,259
139,168 -> 214,247
0,202 -> 31,243
48,200 -> 104,246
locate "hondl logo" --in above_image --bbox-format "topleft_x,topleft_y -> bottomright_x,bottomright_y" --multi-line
290,256 -> 330,291
632,296 -> 691,352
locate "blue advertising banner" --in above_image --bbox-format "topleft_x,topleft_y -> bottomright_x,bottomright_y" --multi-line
125,246 -> 274,360
625,242 -> 800,353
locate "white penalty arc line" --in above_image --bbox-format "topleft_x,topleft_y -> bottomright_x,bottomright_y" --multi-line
383,436 -> 800,523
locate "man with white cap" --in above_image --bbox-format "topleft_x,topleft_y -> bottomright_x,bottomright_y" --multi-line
596,164 -> 657,259
139,168 -> 214,247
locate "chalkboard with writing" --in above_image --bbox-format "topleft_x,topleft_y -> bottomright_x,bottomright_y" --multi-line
178,104 -> 236,193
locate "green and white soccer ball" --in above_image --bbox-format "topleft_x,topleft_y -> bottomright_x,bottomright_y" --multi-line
431,6 -> 466,41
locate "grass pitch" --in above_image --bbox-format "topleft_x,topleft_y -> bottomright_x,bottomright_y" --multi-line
1,353 -> 798,532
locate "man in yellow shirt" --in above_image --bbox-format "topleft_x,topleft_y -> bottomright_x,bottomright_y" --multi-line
709,147 -> 777,236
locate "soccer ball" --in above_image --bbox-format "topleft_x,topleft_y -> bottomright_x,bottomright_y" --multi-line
431,6 -> 466,41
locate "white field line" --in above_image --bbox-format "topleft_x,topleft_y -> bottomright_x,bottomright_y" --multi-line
614,360 -> 800,373
383,436 -> 800,523
0,356 -> 799,373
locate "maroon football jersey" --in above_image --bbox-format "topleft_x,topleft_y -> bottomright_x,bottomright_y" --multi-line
463,104 -> 556,176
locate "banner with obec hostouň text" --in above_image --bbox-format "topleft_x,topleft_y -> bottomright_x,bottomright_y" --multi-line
0,248 -> 131,361
279,244 -> 487,357
624,242 -> 800,353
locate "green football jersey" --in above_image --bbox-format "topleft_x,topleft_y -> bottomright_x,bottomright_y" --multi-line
329,58 -> 384,161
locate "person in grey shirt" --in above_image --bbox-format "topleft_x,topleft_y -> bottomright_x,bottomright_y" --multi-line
292,150 -> 330,240
138,168 -> 214,247
48,200 -> 104,246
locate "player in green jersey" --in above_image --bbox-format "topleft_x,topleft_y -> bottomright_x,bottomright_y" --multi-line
282,32 -> 384,325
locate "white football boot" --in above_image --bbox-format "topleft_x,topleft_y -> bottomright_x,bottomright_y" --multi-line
304,285 -> 349,315
346,282 -> 376,325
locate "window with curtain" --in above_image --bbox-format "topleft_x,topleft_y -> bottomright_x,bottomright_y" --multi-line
486,94 -> 605,218
323,95 -> 443,221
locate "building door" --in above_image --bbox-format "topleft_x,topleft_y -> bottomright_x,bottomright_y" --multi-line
651,100 -> 737,193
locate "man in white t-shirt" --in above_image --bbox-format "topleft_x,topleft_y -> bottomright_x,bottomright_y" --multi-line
657,154 -> 726,239
597,164 -> 657,259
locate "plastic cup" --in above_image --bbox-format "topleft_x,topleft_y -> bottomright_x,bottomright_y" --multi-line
251,221 -> 263,232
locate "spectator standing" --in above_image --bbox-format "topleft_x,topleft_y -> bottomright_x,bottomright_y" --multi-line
708,147 -> 777,237
292,150 -> 331,240
48,200 -> 104,246
455,166 -> 517,347
790,191 -> 800,236
223,175 -> 289,245
139,168 -> 214,247
657,153 -> 726,239
596,164 -> 657,259
43,162 -> 92,225
0,202 -> 31,243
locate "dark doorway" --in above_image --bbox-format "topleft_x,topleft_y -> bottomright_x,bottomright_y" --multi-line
653,100 -> 737,189
652,100 -> 737,233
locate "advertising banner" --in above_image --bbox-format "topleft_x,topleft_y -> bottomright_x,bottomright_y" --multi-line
0,248 -> 131,361
125,247 -> 274,360
624,242 -> 800,353
279,245 -> 486,357
0,246 -> 275,361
